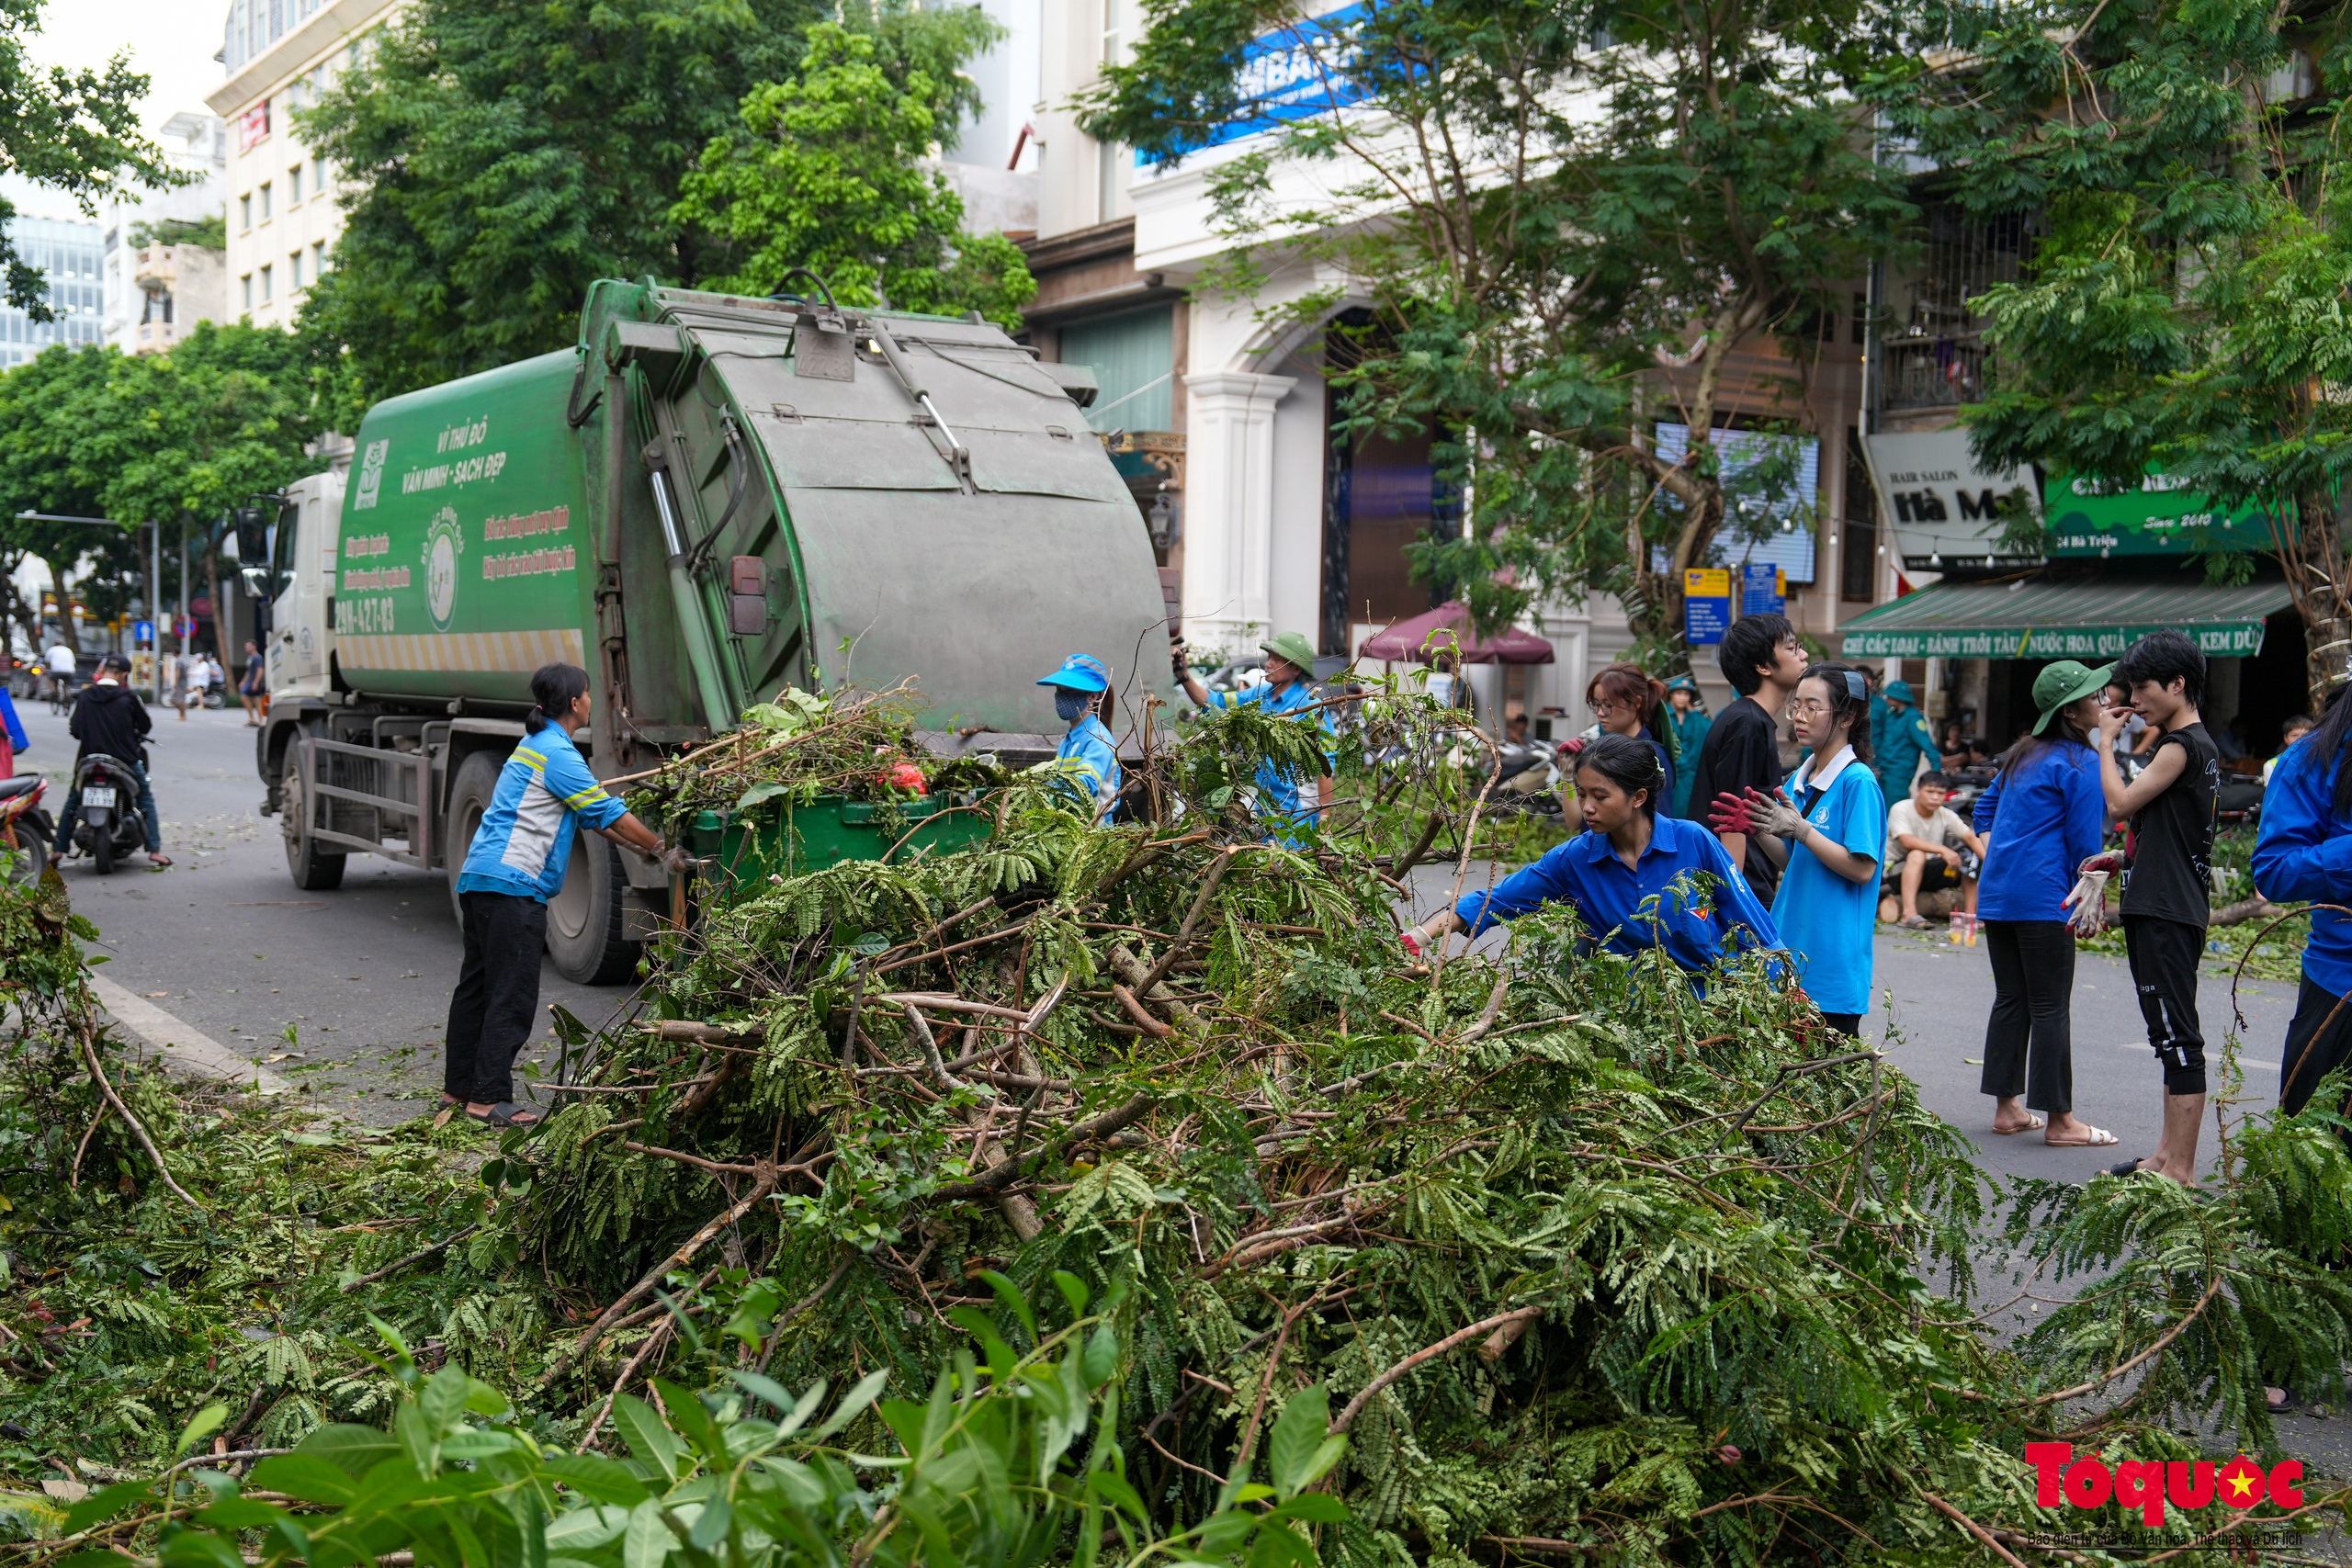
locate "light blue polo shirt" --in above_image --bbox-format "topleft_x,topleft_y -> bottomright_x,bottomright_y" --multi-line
1770,746 -> 1884,1015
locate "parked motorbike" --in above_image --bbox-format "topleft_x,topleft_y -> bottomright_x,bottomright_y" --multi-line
1491,736 -> 1564,814
68,751 -> 147,875
0,773 -> 51,885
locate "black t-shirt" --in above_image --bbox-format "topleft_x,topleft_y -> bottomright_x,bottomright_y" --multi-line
1689,694 -> 1786,900
2121,722 -> 2220,927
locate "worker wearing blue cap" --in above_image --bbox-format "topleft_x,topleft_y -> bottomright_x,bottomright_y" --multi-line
1038,654 -> 1122,821
1875,678 -> 1939,804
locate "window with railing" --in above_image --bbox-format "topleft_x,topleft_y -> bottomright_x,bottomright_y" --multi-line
1876,204 -> 2033,413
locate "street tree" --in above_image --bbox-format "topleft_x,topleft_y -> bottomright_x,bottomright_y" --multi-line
672,24 -> 1035,326
0,0 -> 180,321
1082,0 -> 1917,656
299,0 -> 1004,412
0,327 -> 322,655
1877,0 -> 2350,704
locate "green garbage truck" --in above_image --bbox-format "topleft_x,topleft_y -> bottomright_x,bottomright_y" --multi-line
247,276 -> 1172,982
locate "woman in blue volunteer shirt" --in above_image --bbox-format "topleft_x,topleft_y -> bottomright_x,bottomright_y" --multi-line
1719,664 -> 1884,1037
1969,660 -> 2113,1148
2254,681 -> 2352,1148
1402,733 -> 1781,976
445,663 -> 684,1127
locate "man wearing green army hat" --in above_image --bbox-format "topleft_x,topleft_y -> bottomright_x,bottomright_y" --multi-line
1172,630 -> 1335,837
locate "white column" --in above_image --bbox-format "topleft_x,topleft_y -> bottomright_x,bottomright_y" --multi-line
1180,369 -> 1296,660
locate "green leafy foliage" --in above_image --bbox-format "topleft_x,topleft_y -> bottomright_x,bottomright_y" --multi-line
37,1280 -> 1338,1568
673,23 -> 1035,329
3,694 -> 2351,1561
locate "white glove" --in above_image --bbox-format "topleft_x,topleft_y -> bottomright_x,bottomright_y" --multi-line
1744,787 -> 1808,841
2061,868 -> 2110,937
661,845 -> 700,875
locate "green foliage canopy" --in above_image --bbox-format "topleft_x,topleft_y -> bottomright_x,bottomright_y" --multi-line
673,24 -> 1035,329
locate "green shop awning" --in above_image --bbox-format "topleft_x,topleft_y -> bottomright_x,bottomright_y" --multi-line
1838,578 -> 2292,660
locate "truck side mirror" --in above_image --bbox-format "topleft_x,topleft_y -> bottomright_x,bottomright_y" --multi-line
233,506 -> 271,573
240,566 -> 275,601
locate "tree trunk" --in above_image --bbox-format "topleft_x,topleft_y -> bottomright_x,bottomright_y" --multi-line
42,558 -> 78,653
2278,492 -> 2347,712
204,543 -> 222,661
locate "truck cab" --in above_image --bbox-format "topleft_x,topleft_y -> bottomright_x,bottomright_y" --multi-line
264,470 -> 342,702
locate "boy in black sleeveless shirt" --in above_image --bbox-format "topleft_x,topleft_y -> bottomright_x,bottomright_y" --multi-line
2093,630 -> 2220,1183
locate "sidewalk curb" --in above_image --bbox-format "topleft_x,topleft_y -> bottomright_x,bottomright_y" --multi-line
87,976 -> 294,1095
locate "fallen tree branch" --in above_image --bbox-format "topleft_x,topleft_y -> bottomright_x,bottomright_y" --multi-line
1919,1491 -> 2030,1568
932,1093 -> 1156,1200
1329,1305 -> 1544,1434
77,1026 -> 200,1212
545,1167 -> 780,1384
338,1225 -> 481,1293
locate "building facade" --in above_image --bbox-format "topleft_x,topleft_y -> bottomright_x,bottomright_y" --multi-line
0,208 -> 105,370
207,0 -> 404,331
101,112 -> 230,355
1025,0 -> 1900,731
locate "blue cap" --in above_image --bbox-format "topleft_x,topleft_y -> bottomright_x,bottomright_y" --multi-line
1037,654 -> 1110,693
1884,680 -> 1916,704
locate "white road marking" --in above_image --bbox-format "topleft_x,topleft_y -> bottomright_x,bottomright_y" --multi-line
88,976 -> 293,1094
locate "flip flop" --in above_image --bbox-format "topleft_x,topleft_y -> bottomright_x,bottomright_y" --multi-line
2105,1156 -> 2152,1178
1990,1114 -> 2047,1134
2046,1125 -> 2120,1147
1899,916 -> 1932,931
485,1101 -> 543,1128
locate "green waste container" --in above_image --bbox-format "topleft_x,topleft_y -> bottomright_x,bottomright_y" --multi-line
690,794 -> 994,902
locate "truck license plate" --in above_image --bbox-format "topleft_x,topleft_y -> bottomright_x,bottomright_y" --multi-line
82,786 -> 116,808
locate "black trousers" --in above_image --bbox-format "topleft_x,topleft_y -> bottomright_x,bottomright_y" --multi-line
1821,1011 -> 1864,1039
2281,976 -> 2352,1141
1981,919 -> 2075,1114
444,891 -> 547,1105
2124,915 -> 2208,1096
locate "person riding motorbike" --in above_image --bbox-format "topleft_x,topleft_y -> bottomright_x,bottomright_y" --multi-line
52,653 -> 171,869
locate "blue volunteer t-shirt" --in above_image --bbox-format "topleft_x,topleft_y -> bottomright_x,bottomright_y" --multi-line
1203,680 -> 1335,830
1453,813 -> 1783,978
1049,715 -> 1122,818
456,724 -> 629,902
1770,747 -> 1884,1015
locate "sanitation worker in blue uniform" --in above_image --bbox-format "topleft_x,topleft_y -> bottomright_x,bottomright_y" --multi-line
1876,679 -> 1940,805
1172,629 -> 1334,840
445,663 -> 684,1127
1038,653 -> 1122,821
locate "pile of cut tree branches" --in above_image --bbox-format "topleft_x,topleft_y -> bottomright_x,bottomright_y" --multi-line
485,687 -> 2352,1562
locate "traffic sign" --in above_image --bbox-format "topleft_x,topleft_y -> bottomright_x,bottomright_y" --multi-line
131,618 -> 154,643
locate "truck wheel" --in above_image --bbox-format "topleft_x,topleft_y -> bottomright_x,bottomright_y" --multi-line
444,751 -> 503,928
280,743 -> 346,891
547,832 -> 640,985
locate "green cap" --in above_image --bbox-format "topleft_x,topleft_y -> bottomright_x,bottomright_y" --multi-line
1260,631 -> 1318,671
2031,660 -> 2114,736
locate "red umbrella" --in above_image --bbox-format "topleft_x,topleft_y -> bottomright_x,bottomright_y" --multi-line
1357,602 -> 1555,664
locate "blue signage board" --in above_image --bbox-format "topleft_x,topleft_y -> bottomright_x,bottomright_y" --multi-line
1740,563 -> 1785,618
1684,568 -> 1731,646
131,618 -> 154,644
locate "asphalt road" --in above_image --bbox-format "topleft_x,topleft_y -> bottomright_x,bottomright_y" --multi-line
12,694 -> 617,1122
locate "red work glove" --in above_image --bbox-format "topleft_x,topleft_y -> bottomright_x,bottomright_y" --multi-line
881,761 -> 928,795
1399,928 -> 1426,960
2077,850 -> 2124,877
1708,791 -> 1755,834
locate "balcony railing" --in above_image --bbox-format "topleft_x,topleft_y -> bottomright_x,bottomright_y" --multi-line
1880,334 -> 1985,412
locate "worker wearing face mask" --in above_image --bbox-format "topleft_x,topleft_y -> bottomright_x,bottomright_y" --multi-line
1037,654 -> 1122,822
